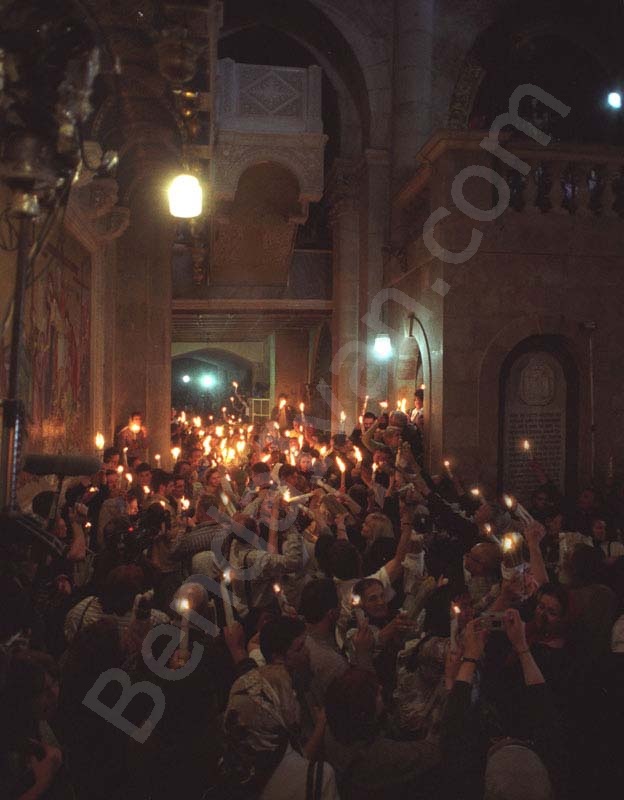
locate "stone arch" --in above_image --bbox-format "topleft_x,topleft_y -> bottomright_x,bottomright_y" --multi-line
448,6 -> 615,134
220,0 -> 377,155
477,314 -> 588,490
498,334 -> 580,498
215,153 -> 310,204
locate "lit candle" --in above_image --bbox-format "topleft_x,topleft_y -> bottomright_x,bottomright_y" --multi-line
400,398 -> 407,413
193,416 -> 202,429
232,381 -> 239,392
95,432 -> 104,455
339,410 -> 346,433
171,446 -> 181,462
336,456 -> 346,492
279,398 -> 286,410
503,493 -> 534,525
450,603 -> 461,651
116,464 -> 123,489
443,458 -> 453,478
470,487 -> 485,505
379,401 -> 388,412
130,423 -> 140,436
523,439 -> 532,460
122,446 -> 128,467
273,582 -> 287,614
483,522 -> 502,546
221,568 -> 234,625
299,402 -> 306,426
354,447 -> 363,463
125,472 -> 133,485
352,593 -> 366,629
362,395 -> 369,415
155,453 -> 161,467
143,485 -> 150,497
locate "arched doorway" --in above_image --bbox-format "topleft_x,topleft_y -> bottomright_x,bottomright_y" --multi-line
499,335 -> 579,499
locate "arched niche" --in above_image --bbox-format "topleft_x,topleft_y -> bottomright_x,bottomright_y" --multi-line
395,337 -> 423,398
498,335 -> 579,499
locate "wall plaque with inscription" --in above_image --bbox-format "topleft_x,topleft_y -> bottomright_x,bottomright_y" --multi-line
503,352 -> 567,498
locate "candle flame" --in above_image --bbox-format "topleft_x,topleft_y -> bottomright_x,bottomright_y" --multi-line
273,583 -> 282,595
523,439 -> 531,451
279,399 -> 286,409
400,398 -> 407,413
155,453 -> 161,462
420,383 -> 426,391
351,593 -> 361,607
130,423 -> 140,434
503,536 -> 514,552
236,440 -> 246,454
340,410 -> 346,422
180,497 -> 190,511
452,604 -> 461,615
299,402 -> 305,413
283,489 -> 291,502
261,454 -> 271,463
193,416 -> 202,428
171,446 -> 181,460
95,432 -> 104,450
178,598 -> 190,612
379,401 -> 388,410
443,459 -> 450,469
484,523 -> 492,534
320,445 -> 327,457
354,447 -> 362,463
503,493 -> 514,509
116,465 -> 124,475
125,473 -> 133,483
223,567 -> 232,584
470,487 -> 481,497
336,456 -> 346,473
143,485 -> 150,495
232,381 -> 238,389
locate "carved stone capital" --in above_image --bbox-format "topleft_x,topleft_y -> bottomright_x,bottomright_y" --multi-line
94,206 -> 131,242
73,177 -> 119,220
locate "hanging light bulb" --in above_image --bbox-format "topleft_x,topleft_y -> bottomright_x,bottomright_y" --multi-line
168,173 -> 202,218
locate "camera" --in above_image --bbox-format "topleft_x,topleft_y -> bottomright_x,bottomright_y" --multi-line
478,611 -> 506,631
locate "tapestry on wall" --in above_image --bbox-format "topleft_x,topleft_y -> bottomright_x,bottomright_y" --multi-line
17,229 -> 91,454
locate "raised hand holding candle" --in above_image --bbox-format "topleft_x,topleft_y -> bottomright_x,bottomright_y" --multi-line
221,568 -> 234,625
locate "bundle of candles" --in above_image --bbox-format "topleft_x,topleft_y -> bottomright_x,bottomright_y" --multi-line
501,531 -> 524,567
502,493 -> 534,525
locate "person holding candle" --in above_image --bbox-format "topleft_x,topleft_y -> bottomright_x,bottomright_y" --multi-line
222,617 -> 339,800
115,411 -> 149,462
270,392 -> 297,433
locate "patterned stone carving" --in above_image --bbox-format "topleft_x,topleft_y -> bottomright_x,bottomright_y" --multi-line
214,131 -> 327,203
218,59 -> 323,134
447,57 -> 486,130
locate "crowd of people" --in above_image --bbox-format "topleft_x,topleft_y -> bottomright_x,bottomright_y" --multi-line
1,392 -> 623,799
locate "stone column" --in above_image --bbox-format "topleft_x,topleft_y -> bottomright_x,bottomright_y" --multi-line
360,149 -> 391,403
273,329 -> 310,405
327,161 -> 362,434
114,183 -> 173,467
393,0 -> 435,186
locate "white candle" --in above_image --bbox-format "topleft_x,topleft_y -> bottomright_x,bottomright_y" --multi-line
450,603 -> 461,651
339,410 -> 346,433
221,568 -> 234,625
178,598 -> 190,655
352,594 -> 365,629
